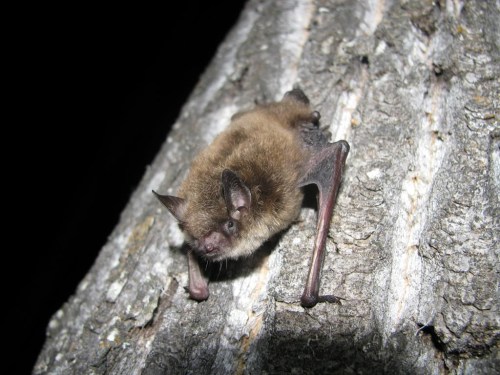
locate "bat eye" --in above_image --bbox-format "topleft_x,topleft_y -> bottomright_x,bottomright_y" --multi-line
223,219 -> 237,236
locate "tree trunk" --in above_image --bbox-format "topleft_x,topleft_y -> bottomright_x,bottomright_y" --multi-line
35,0 -> 499,374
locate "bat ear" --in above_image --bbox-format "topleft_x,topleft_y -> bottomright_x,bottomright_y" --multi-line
152,190 -> 186,221
283,87 -> 310,105
221,169 -> 251,220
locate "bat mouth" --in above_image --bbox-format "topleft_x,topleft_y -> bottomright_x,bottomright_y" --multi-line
203,244 -> 220,256
191,241 -> 222,260
196,249 -> 225,263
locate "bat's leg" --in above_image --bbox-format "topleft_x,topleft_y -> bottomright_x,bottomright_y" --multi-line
300,140 -> 349,307
186,250 -> 209,301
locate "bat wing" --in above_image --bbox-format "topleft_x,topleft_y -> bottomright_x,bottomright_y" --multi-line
298,124 -> 350,307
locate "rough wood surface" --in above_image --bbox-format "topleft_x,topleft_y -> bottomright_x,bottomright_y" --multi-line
35,0 -> 499,373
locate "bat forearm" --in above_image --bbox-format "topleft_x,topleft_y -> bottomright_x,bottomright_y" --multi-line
300,140 -> 349,307
301,191 -> 334,307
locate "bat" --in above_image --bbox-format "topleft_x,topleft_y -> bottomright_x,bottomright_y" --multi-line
153,88 -> 349,307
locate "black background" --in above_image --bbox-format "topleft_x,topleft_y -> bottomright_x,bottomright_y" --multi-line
13,3 -> 247,373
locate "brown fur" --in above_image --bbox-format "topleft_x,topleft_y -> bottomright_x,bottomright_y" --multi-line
177,96 -> 315,259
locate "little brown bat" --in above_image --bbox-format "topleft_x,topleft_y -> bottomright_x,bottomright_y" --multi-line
153,88 -> 349,307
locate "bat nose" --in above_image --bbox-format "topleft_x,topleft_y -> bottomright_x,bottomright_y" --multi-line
204,244 -> 219,253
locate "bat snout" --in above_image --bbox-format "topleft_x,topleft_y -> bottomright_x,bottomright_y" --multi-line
198,231 -> 228,257
204,243 -> 219,254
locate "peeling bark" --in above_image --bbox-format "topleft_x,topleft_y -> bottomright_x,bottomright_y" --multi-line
35,0 -> 499,374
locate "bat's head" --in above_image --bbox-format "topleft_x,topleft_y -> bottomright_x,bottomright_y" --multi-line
153,169 -> 267,262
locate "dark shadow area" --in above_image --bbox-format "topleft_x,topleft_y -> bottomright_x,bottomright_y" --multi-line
302,184 -> 320,210
12,3 -> 247,374
261,324 -> 433,374
264,330 -> 389,374
206,233 -> 281,283
417,324 -> 446,353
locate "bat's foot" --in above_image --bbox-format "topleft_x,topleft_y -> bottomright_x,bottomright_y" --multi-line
184,286 -> 209,302
301,293 -> 343,308
318,294 -> 343,305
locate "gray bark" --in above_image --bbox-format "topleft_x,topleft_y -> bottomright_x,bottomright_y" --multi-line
35,0 -> 499,374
